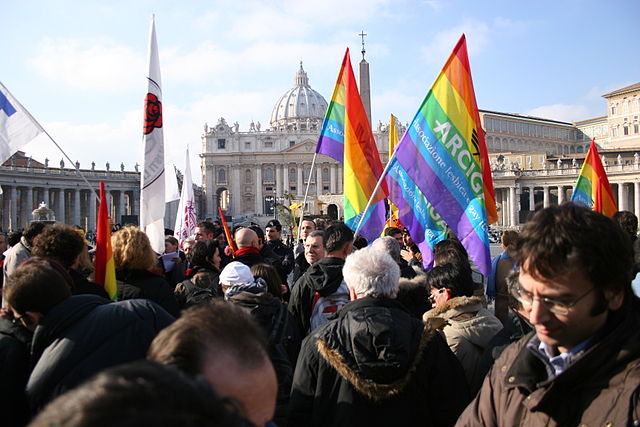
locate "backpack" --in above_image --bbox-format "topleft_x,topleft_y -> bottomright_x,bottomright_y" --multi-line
308,280 -> 350,332
180,279 -> 214,309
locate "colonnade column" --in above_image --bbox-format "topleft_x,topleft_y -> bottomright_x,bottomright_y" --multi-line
297,165 -> 303,197
43,186 -> 50,207
543,186 -> 550,208
58,189 -> 66,224
10,186 -> 17,231
88,190 -> 97,231
509,186 -> 518,227
255,167 -> 263,214
529,186 -> 535,211
618,183 -> 627,211
276,165 -> 283,197
635,182 -> 640,217
23,187 -> 33,226
557,185 -> 565,204
73,189 -> 81,226
337,164 -> 343,194
283,165 -> 290,195
119,190 -> 126,219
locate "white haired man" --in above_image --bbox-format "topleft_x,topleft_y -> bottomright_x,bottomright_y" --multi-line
289,246 -> 470,427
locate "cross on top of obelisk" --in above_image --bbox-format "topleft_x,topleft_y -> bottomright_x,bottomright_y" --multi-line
359,30 -> 367,60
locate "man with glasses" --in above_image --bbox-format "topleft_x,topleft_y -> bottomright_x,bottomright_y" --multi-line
457,203 -> 640,426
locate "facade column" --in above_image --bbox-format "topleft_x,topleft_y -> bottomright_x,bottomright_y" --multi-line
283,165 -> 290,195
132,189 -> 140,218
296,164 -> 303,197
207,168 -> 215,216
10,186 -> 17,231
255,167 -> 263,214
557,185 -> 565,204
24,187 -> 33,226
276,164 -> 283,197
338,164 -> 343,194
73,189 -> 81,226
118,189 -> 126,220
42,186 -> 50,207
635,182 -> 640,217
88,190 -> 97,231
330,163 -> 337,193
500,189 -> 507,227
58,189 -> 66,224
543,186 -> 550,208
509,186 -> 518,227
231,167 -> 241,215
316,165 -> 323,197
529,186 -> 535,211
618,183 -> 627,211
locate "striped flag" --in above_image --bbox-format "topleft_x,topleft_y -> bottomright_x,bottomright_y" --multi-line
316,55 -> 346,162
0,82 -> 43,164
95,182 -> 117,300
174,147 -> 196,248
386,34 -> 496,273
570,139 -> 617,217
140,15 -> 166,253
338,49 -> 388,241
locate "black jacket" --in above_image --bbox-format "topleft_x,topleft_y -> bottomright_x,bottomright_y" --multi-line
116,269 -> 180,317
288,257 -> 345,338
229,290 -> 296,426
289,297 -> 471,427
68,268 -> 109,299
0,317 -> 32,427
266,239 -> 295,277
26,295 -> 174,412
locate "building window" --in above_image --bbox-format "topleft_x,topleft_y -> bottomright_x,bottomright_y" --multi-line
217,138 -> 226,149
245,142 -> 251,149
611,104 -> 617,115
265,167 -> 274,182
322,168 -> 329,181
264,140 -> 273,148
217,168 -> 226,183
612,126 -> 618,137
290,186 -> 296,192
624,125 -> 629,136
245,169 -> 252,184
289,168 -> 296,183
323,185 -> 329,191
289,140 -> 295,147
634,123 -> 639,134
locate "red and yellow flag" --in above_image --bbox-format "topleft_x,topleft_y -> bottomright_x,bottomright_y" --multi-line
95,182 -> 117,300
570,139 -> 617,217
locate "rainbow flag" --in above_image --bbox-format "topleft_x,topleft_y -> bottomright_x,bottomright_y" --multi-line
385,34 -> 496,274
316,54 -> 346,162
335,49 -> 388,242
95,182 -> 117,300
570,139 -> 617,217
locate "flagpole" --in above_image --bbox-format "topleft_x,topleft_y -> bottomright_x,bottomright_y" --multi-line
353,147 -> 398,238
296,151 -> 318,242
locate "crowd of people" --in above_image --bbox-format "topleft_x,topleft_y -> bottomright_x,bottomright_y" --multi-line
2,203 -> 640,426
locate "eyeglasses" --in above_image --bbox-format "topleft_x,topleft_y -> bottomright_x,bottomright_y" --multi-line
511,281 -> 596,316
428,288 -> 444,302
12,313 -> 25,326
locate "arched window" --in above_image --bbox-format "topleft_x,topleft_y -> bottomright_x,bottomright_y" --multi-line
322,167 -> 329,181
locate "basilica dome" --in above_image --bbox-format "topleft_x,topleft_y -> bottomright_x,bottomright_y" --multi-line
270,63 -> 328,131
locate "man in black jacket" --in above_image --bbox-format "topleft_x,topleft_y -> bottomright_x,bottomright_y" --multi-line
288,223 -> 353,338
289,246 -> 470,426
265,219 -> 295,279
4,258 -> 174,413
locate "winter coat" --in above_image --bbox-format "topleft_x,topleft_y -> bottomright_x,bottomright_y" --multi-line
456,297 -> 640,426
289,297 -> 471,427
26,294 -> 174,412
68,268 -> 109,299
174,266 -> 222,309
233,247 -> 264,268
0,317 -> 32,427
228,290 -> 296,426
423,296 -> 502,392
3,236 -> 32,283
266,238 -> 295,277
116,269 -> 180,317
288,257 -> 345,338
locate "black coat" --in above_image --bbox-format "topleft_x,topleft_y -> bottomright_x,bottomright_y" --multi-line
116,269 -> 180,317
266,239 -> 295,277
289,297 -> 470,427
68,268 -> 109,299
0,317 -> 32,427
26,295 -> 174,412
288,257 -> 345,338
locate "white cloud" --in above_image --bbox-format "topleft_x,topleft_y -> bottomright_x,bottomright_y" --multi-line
28,37 -> 144,91
526,104 -> 591,122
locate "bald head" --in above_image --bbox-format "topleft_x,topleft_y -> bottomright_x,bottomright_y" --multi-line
235,228 -> 259,249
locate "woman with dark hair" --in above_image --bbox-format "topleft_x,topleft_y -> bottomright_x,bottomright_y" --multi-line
174,240 -> 222,309
251,263 -> 284,299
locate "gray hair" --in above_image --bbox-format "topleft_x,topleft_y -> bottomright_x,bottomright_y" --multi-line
371,236 -> 401,262
343,246 -> 400,298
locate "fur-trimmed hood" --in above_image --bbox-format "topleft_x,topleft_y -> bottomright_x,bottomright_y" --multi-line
423,295 -> 502,350
314,297 -> 437,401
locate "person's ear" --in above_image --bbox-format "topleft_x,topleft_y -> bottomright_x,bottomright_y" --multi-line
443,288 -> 453,301
605,288 -> 625,311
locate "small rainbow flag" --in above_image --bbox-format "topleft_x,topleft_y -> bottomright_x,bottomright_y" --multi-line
333,49 -> 388,241
95,182 -> 117,300
316,54 -> 346,162
570,139 -> 617,217
386,34 -> 496,273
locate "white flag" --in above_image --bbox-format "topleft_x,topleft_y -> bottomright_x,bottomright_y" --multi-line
140,16 -> 166,253
174,147 -> 196,248
0,82 -> 43,164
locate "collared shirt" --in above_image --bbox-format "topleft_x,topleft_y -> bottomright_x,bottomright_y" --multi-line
527,335 -> 596,378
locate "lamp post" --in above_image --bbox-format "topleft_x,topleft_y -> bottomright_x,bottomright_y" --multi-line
273,188 -> 278,220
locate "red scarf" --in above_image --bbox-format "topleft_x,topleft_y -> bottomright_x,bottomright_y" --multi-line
234,247 -> 260,257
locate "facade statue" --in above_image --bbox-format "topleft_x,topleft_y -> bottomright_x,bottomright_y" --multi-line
135,163 -> 139,173
106,161 -> 110,171
91,161 -> 96,171
557,158 -> 562,169
60,159 -> 64,168
256,121 -> 261,131
635,152 -> 640,165
45,158 -> 49,168
617,154 -> 623,166
204,123 -> 209,133
572,158 -> 578,168
120,162 -> 125,172
75,161 -> 80,170
234,122 -> 239,132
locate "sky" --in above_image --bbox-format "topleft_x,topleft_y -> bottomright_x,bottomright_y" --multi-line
4,0 -> 639,185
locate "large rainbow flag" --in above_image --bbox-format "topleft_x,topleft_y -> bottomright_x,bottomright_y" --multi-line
320,49 -> 387,241
95,182 -> 117,300
386,34 -> 497,274
570,139 -> 617,217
